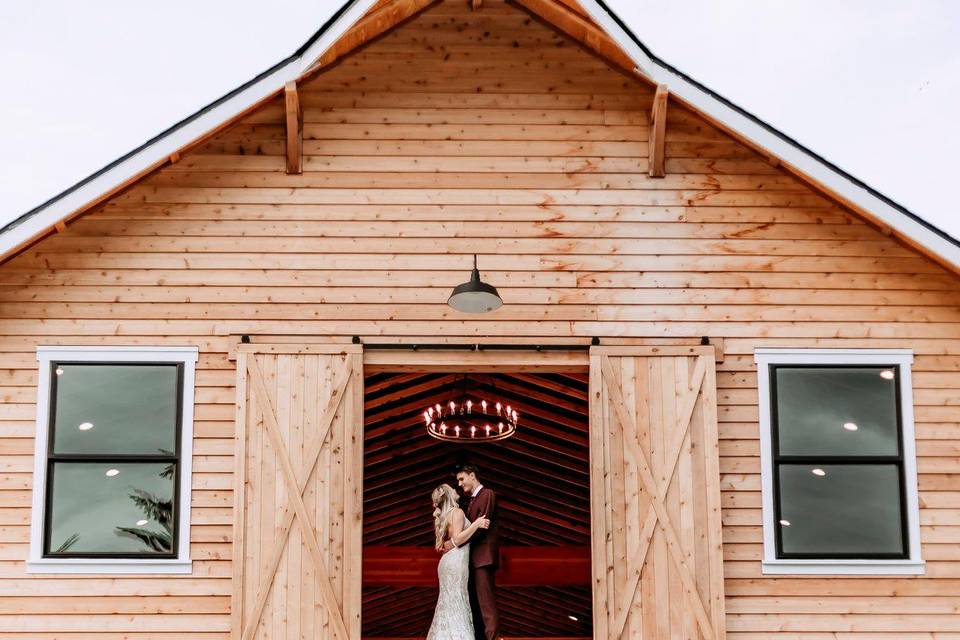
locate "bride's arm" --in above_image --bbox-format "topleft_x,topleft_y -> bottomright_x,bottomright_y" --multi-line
447,509 -> 488,548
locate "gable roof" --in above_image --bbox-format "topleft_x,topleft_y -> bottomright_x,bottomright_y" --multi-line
5,0 -> 959,272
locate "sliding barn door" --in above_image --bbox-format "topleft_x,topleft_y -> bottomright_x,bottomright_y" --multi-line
590,346 -> 726,640
232,345 -> 363,640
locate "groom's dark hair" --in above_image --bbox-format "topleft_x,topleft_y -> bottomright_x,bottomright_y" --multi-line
458,463 -> 480,479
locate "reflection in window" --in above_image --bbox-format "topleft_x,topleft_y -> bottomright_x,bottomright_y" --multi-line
771,365 -> 907,559
43,363 -> 182,558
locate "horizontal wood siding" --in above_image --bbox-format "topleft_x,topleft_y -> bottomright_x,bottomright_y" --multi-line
0,0 -> 958,636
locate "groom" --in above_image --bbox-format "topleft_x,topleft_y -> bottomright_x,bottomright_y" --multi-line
445,464 -> 500,640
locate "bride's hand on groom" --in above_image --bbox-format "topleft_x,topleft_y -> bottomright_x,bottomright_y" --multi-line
477,515 -> 490,530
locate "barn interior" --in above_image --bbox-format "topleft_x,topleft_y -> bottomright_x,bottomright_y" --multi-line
362,370 -> 592,638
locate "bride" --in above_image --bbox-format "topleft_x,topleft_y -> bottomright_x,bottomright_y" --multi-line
425,484 -> 490,640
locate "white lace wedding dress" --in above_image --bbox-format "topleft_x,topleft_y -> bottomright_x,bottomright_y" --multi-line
425,517 -> 475,640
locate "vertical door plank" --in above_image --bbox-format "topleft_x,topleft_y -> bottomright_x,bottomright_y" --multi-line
700,354 -> 727,640
609,357 -> 628,622
231,352 -> 248,639
343,353 -> 364,640
588,353 -> 610,639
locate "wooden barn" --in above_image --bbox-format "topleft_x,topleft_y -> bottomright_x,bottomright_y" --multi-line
1,0 -> 959,638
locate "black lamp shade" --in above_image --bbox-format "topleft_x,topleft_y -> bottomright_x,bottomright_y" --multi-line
447,259 -> 503,314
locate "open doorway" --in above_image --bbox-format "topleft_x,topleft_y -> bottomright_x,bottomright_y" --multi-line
361,368 -> 592,638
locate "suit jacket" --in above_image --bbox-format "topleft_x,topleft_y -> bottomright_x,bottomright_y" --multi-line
465,486 -> 500,569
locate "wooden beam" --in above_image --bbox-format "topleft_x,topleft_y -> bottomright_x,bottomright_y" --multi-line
510,0 -> 637,74
363,546 -> 590,586
284,81 -> 302,175
308,0 -> 439,71
472,0 -> 482,10
649,83 -> 668,177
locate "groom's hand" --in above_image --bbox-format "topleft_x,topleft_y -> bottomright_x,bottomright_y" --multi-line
439,540 -> 454,554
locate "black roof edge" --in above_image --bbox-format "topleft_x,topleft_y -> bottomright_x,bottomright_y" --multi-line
1,0 -> 359,235
591,0 -> 960,249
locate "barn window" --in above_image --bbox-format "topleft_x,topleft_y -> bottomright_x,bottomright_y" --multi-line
754,349 -> 924,575
27,347 -> 197,574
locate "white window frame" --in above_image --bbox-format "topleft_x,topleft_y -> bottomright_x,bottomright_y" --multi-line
28,346 -> 198,574
755,348 -> 924,575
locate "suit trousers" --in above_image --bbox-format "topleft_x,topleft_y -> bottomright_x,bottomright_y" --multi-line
469,565 -> 499,640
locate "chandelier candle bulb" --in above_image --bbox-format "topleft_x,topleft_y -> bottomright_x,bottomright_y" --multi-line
425,391 -> 519,442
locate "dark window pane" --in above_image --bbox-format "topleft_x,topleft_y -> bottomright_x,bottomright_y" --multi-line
47,462 -> 176,556
777,464 -> 904,557
774,367 -> 899,456
52,364 -> 179,455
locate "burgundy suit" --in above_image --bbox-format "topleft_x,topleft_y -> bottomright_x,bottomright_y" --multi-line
465,486 -> 499,640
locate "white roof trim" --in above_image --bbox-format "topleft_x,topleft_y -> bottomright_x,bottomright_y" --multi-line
3,0 -> 958,272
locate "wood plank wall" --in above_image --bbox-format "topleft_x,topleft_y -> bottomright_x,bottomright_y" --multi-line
1,0 -> 959,637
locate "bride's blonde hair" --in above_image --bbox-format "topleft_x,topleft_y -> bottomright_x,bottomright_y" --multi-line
431,483 -> 460,551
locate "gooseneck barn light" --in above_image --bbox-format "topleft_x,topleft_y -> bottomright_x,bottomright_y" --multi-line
447,255 -> 503,314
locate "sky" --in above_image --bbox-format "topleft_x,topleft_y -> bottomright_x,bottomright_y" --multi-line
1,1 -> 958,238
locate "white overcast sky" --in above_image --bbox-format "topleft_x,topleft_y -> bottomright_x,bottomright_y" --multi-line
1,1 -> 958,238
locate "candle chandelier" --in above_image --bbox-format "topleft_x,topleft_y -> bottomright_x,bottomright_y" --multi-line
423,380 -> 518,442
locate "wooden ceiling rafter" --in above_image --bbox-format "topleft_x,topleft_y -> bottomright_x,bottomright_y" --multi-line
468,374 -> 588,417
363,491 -> 590,538
362,451 -> 588,503
366,510 -> 587,547
363,443 -> 587,495
363,490 -> 591,535
364,373 -> 458,410
364,431 -> 587,474
364,371 -> 425,395
506,372 -> 593,405
363,471 -> 590,520
363,433 -> 591,488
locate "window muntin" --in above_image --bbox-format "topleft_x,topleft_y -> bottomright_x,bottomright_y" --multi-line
42,361 -> 183,559
770,364 -> 908,560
